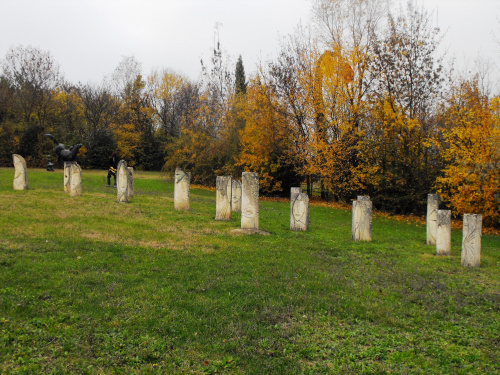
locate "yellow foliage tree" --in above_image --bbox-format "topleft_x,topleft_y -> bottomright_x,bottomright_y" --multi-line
436,79 -> 500,226
238,76 -> 302,194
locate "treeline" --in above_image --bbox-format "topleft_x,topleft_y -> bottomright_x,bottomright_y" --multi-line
1,0 -> 499,225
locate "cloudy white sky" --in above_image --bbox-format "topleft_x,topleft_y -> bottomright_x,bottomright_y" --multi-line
1,0 -> 499,86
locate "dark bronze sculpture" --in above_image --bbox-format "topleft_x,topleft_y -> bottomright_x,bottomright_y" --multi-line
46,155 -> 54,171
44,134 -> 82,162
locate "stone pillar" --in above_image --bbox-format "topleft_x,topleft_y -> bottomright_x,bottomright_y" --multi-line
69,163 -> 82,197
231,180 -> 242,212
352,196 -> 372,241
12,154 -> 28,190
461,214 -> 482,267
290,187 -> 301,214
174,168 -> 190,210
291,192 -> 309,231
127,167 -> 134,198
290,187 -> 301,230
215,176 -> 232,220
241,172 -> 259,230
427,194 -> 439,245
436,210 -> 451,256
116,160 -> 129,203
63,161 -> 76,193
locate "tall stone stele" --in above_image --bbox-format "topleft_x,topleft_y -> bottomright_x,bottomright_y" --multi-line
63,161 -> 77,193
352,195 -> 372,241
436,210 -> 451,256
290,189 -> 309,231
290,187 -> 301,216
241,172 -> 259,230
12,154 -> 28,190
215,176 -> 232,220
461,214 -> 482,267
427,193 -> 439,245
174,168 -> 190,210
231,179 -> 242,213
69,163 -> 82,197
116,160 -> 129,203
127,167 -> 134,199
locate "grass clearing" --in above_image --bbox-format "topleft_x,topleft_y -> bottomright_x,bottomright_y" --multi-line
0,168 -> 499,374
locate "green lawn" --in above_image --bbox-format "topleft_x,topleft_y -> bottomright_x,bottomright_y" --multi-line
0,168 -> 499,374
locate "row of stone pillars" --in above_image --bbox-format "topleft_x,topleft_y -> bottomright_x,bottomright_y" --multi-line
10,157 -> 485,267
173,169 -> 312,232
427,193 -> 482,267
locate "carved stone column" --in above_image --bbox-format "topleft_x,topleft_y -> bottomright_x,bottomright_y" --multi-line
352,196 -> 372,241
12,154 -> 28,190
461,214 -> 482,267
436,210 -> 451,255
127,167 -> 134,198
291,192 -> 309,231
116,160 -> 129,203
241,172 -> 259,230
69,163 -> 82,197
231,180 -> 242,213
215,176 -> 232,220
427,194 -> 439,245
174,168 -> 190,210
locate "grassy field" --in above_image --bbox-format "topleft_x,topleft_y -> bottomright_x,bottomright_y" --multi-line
0,168 -> 499,374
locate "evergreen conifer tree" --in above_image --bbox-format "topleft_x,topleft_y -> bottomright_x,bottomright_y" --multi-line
235,56 -> 247,96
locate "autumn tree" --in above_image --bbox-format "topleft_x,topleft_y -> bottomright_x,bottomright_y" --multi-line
165,34 -> 234,184
78,82 -> 119,168
1,45 -> 63,165
148,69 -> 190,138
2,45 -> 63,126
365,1 -> 445,213
0,76 -> 17,165
111,55 -> 142,100
45,85 -> 85,149
114,74 -> 160,170
261,28 -> 315,195
436,78 -> 500,226
238,76 -> 302,194
301,0 -> 389,200
218,55 -> 248,177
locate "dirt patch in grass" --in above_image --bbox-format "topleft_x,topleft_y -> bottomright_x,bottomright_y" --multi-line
230,228 -> 271,236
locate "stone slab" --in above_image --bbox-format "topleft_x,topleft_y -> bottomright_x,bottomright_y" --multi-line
13,154 -> 28,190
216,176 -> 232,220
241,172 -> 259,229
116,160 -> 129,203
174,168 -> 190,210
461,214 -> 482,267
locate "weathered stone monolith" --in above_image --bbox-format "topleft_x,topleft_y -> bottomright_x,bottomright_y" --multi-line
174,168 -> 190,210
69,163 -> 82,197
216,176 -> 232,220
127,167 -> 134,198
241,172 -> 259,230
12,154 -> 28,190
436,210 -> 451,256
291,192 -> 309,231
116,160 -> 129,203
461,214 -> 482,267
427,194 -> 439,245
63,161 -> 76,193
290,187 -> 301,213
352,196 -> 372,241
231,180 -> 242,212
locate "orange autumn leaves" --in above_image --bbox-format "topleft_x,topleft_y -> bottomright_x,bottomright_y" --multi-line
436,79 -> 500,226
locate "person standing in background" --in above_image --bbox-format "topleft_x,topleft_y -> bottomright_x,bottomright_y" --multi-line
106,152 -> 118,187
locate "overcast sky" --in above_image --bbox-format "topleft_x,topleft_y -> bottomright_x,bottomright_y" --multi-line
1,0 -> 499,86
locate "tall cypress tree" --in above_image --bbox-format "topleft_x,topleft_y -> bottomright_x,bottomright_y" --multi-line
235,55 -> 247,96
